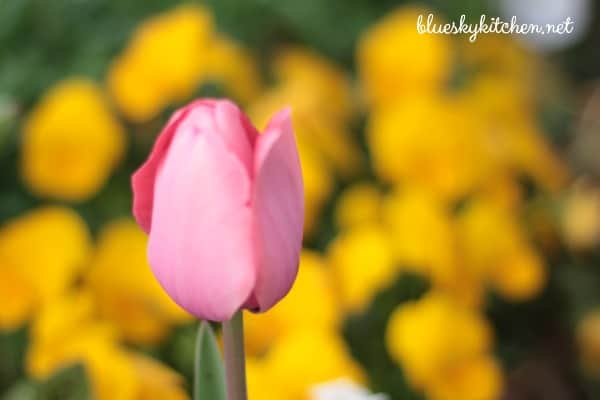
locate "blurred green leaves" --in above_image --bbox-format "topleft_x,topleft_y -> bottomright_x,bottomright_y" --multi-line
0,328 -> 28,393
1,365 -> 91,400
0,0 -> 198,105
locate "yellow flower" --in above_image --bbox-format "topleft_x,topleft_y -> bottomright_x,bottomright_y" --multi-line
382,187 -> 458,286
21,79 -> 125,201
327,224 -> 396,313
265,329 -> 364,400
505,115 -> 569,193
461,34 -> 536,86
386,292 -> 492,387
295,135 -> 335,235
476,172 -> 523,212
367,96 -> 489,201
577,310 -> 600,377
461,75 -> 568,193
297,113 -> 364,180
457,200 -> 547,301
26,290 -> 187,400
334,183 -> 383,230
247,47 -> 365,234
249,48 -> 363,178
108,5 -> 213,122
426,355 -> 503,400
245,251 -> 339,356
0,267 -> 36,330
357,6 -> 452,105
461,73 -> 534,123
0,206 -> 91,329
246,358 -> 285,400
86,219 -> 190,345
26,292 -> 139,400
271,47 -> 354,123
204,36 -> 262,104
251,99 -> 336,235
490,247 -> 546,302
130,353 -> 189,400
561,180 -> 600,250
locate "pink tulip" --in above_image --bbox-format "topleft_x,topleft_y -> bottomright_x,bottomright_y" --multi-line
132,99 -> 304,321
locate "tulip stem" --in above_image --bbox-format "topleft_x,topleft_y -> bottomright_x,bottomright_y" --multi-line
222,310 -> 247,400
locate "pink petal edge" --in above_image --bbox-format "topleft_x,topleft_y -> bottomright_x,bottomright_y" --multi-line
132,99 -> 217,233
249,107 -> 305,312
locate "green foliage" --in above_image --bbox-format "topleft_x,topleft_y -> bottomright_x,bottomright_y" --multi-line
194,322 -> 226,400
0,328 -> 28,393
1,364 -> 91,400
0,0 -> 202,106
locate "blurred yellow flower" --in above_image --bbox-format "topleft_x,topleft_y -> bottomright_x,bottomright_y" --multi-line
0,267 -> 36,330
204,36 -> 262,104
334,183 -> 383,230
299,114 -> 364,180
357,6 -> 452,105
382,188 -> 457,286
476,172 -> 523,212
490,247 -> 546,302
27,292 -> 139,400
461,76 -> 568,193
249,48 -> 363,178
130,353 -> 189,400
426,355 -> 503,400
246,358 -> 285,400
577,310 -> 600,377
247,47 -> 365,234
327,224 -> 396,313
27,291 -> 188,400
245,250 -> 339,355
367,96 -> 489,200
21,79 -> 125,201
87,219 -> 191,345
561,180 -> 600,250
386,292 -> 493,387
265,329 -> 364,400
272,47 -> 354,123
461,34 -> 536,86
506,116 -> 569,193
457,200 -> 547,301
108,5 -> 213,122
251,101 -> 335,235
295,136 -> 335,235
461,73 -> 534,124
0,206 -> 91,329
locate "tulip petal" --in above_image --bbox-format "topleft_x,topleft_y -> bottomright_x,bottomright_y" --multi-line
213,100 -> 258,172
183,100 -> 257,175
147,120 -> 255,321
250,108 -> 304,311
132,100 -> 216,233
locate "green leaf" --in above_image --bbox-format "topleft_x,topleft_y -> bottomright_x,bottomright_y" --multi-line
194,322 -> 226,400
1,380 -> 40,400
40,364 -> 91,400
0,327 -> 28,393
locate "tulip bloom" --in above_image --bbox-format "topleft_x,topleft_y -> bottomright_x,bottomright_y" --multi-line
132,99 -> 304,321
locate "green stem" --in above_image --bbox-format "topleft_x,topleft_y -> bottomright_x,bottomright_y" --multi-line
222,310 -> 247,400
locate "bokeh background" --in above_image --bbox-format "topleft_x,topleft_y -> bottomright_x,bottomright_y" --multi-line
1,0 -> 600,399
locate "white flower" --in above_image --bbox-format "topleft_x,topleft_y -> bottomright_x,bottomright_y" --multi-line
310,379 -> 389,400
